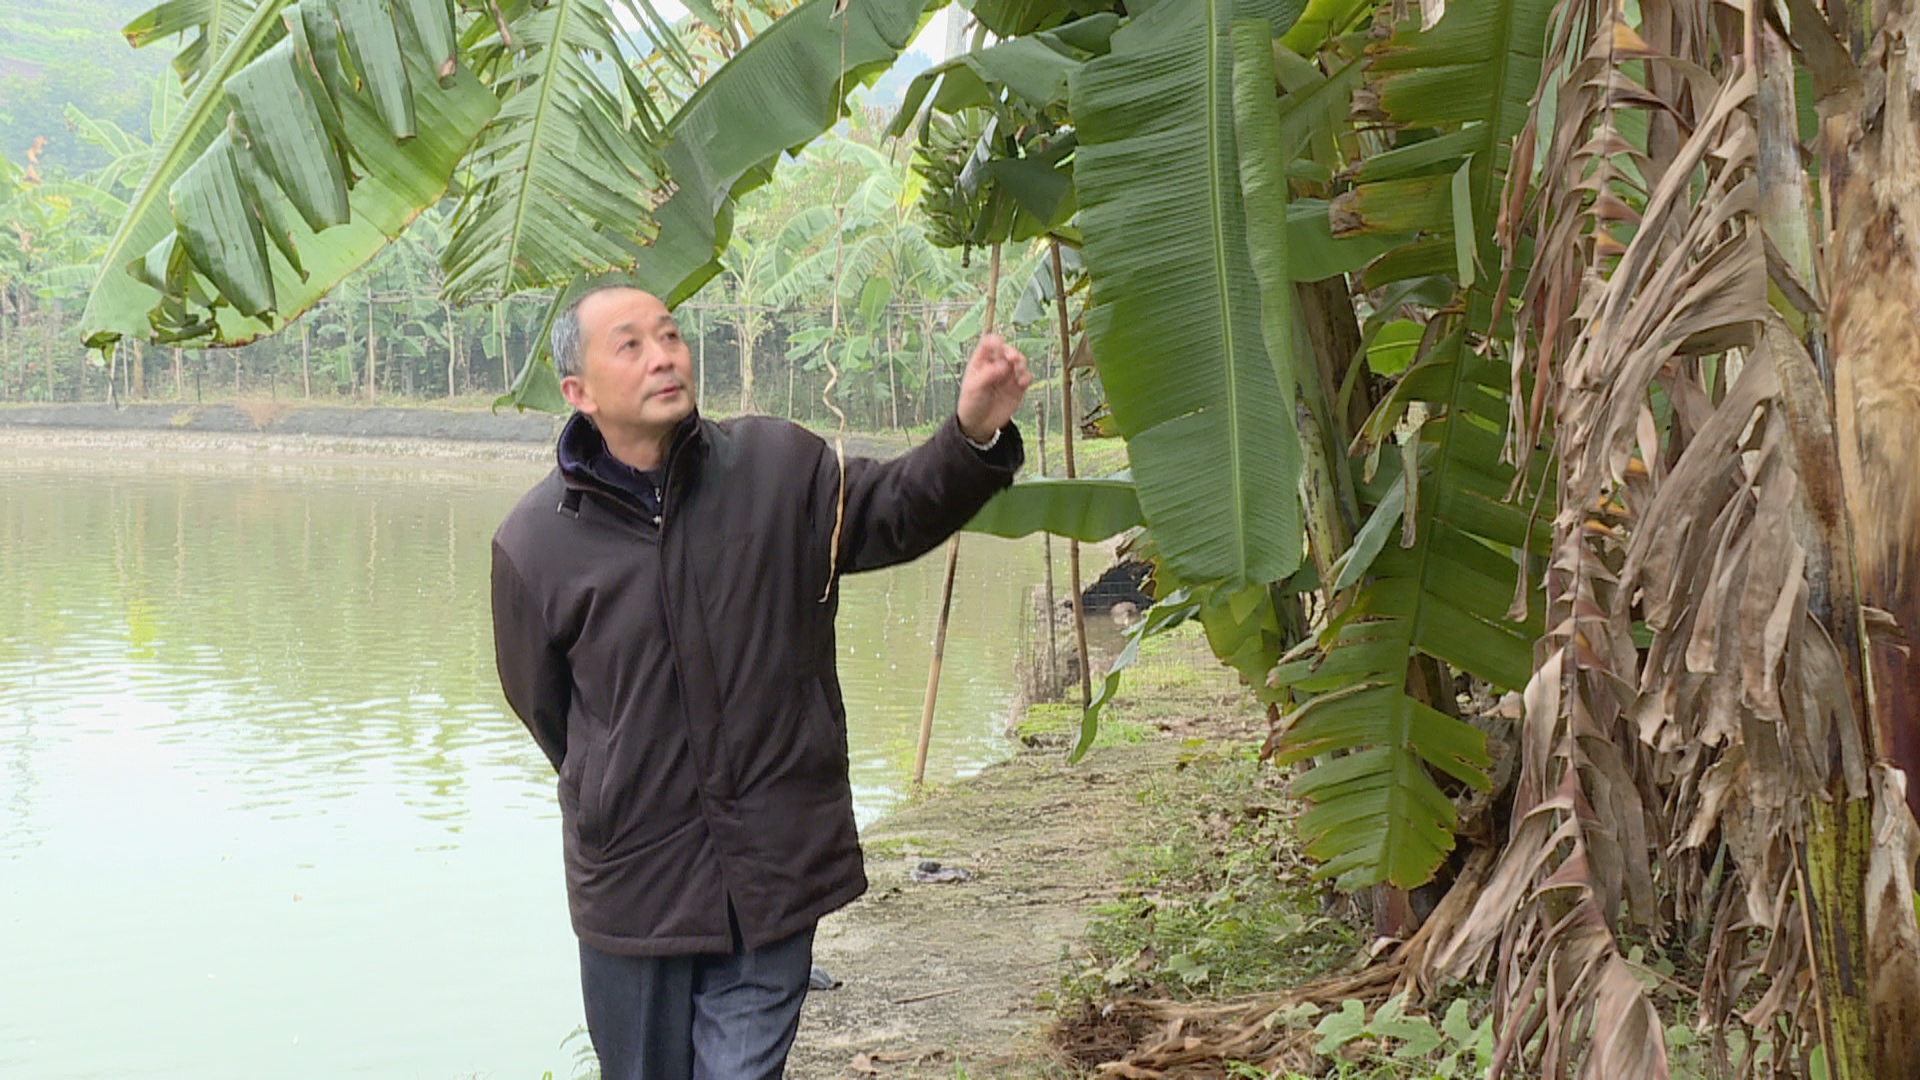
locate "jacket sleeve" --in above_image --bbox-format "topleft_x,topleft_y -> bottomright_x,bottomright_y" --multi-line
491,541 -> 571,771
827,414 -> 1024,575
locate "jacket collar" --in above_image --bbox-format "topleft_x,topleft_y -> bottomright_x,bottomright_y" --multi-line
557,411 -> 705,512
558,411 -> 702,478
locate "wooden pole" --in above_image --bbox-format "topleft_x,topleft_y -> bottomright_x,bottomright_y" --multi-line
914,243 -> 1001,789
887,310 -> 900,432
497,301 -> 511,391
365,286 -> 377,399
912,537 -> 963,789
1052,240 -> 1093,707
445,301 -> 458,399
1038,364 -> 1059,695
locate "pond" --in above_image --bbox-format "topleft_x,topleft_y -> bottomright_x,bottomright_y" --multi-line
0,446 -> 1043,1080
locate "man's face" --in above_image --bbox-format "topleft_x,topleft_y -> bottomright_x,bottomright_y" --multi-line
560,288 -> 697,441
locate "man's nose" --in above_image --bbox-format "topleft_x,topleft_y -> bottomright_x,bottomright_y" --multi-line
643,339 -> 675,371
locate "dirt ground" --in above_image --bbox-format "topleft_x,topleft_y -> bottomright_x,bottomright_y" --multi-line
787,700 -> 1265,1079
789,748 -> 1136,1079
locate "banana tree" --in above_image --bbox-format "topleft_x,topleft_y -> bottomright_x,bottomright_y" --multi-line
82,0 -> 943,354
913,11 -> 1905,1079
633,0 -> 800,101
2,145 -> 127,400
754,136 -> 977,425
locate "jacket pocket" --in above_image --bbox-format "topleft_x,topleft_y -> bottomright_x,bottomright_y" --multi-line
570,723 -> 613,850
805,675 -> 848,774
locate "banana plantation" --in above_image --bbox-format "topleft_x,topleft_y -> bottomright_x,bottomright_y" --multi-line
3,95 -> 1028,427
61,0 -> 1920,1074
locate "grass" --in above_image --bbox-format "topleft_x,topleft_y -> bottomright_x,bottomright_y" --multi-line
1059,744 -> 1359,1005
862,834 -> 937,861
1025,626 -> 1510,1080
1013,702 -> 1149,750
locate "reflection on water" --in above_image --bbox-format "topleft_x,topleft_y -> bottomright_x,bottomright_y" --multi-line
0,448 -> 1039,1080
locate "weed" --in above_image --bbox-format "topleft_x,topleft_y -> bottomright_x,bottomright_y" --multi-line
1063,749 -> 1357,1004
863,835 -> 934,860
1304,994 -> 1491,1078
1013,702 -> 1149,749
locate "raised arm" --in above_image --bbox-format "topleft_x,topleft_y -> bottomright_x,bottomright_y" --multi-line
826,335 -> 1032,574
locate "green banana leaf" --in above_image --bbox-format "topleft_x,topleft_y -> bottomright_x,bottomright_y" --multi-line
126,0 -> 269,85
887,15 -> 1121,132
962,477 -> 1144,542
83,0 -> 288,348
439,0 -> 675,299
81,0 -> 499,349
1266,0 -> 1555,890
964,0 -> 1091,36
496,0 -> 941,411
628,0 -> 940,307
1069,0 -> 1306,591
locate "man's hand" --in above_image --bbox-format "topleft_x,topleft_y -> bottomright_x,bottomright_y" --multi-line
956,334 -> 1033,444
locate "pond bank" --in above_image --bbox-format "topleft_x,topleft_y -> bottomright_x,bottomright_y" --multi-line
786,625 -> 1297,1080
0,402 -> 911,463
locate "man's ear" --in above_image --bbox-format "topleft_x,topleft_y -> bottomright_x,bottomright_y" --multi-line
560,373 -> 593,414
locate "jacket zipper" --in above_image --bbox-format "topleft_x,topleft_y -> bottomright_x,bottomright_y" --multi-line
655,414 -> 700,532
562,418 -> 695,532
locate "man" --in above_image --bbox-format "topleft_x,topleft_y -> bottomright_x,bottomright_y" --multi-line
490,284 -> 1029,1080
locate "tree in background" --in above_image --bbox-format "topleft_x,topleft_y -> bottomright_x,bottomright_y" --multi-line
0,0 -> 174,175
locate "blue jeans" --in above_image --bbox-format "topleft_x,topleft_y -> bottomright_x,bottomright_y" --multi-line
579,921 -> 816,1080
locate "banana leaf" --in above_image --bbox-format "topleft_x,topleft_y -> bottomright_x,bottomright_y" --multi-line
1069,0 -> 1306,590
963,476 -> 1143,542
81,0 -> 498,349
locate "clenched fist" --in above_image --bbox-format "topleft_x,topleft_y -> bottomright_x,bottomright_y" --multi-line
955,334 -> 1033,444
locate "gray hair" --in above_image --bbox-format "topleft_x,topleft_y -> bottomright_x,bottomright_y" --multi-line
549,284 -> 637,379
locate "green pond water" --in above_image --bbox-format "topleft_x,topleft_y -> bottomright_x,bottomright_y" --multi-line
0,447 -> 1042,1080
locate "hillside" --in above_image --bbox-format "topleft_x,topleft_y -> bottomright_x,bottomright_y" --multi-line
0,0 -> 173,174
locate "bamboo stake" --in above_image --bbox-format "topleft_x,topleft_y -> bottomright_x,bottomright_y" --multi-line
445,301 -> 457,400
497,301 -> 511,392
1037,356 -> 1059,695
365,284 -> 376,399
1052,240 -> 1093,707
914,243 -> 1001,790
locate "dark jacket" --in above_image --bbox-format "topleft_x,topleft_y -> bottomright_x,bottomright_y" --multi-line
490,411 -> 1021,956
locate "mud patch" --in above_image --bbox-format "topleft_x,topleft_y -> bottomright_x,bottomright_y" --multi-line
790,746 -> 1164,1078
